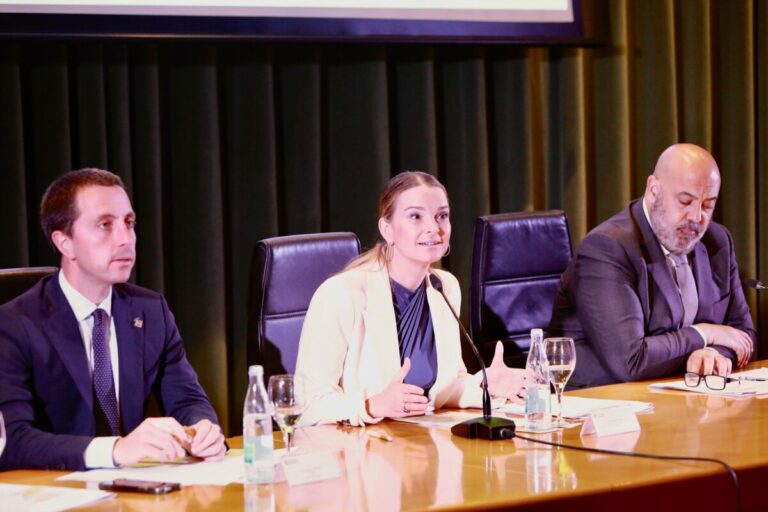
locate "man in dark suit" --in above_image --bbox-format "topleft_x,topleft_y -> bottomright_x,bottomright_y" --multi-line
0,168 -> 226,470
549,143 -> 754,388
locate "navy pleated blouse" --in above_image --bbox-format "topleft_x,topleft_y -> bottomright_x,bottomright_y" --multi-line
390,278 -> 438,393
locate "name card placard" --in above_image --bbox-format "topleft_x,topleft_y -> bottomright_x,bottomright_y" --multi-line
580,406 -> 640,438
282,450 -> 341,487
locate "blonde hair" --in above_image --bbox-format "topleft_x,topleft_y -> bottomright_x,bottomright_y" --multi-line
344,171 -> 448,271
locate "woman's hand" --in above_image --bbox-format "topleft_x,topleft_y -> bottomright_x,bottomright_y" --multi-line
485,341 -> 526,404
365,358 -> 429,418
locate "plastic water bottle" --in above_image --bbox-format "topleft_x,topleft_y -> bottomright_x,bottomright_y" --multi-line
243,365 -> 274,484
525,328 -> 552,431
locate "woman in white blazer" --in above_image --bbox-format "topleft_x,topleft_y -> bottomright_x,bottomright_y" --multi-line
296,172 -> 525,426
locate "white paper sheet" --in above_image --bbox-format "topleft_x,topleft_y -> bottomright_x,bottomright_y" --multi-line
58,450 -> 280,486
0,483 -> 114,512
495,395 -> 654,419
393,410 -> 480,428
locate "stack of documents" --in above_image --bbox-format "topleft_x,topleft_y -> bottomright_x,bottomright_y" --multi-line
0,483 -> 113,512
649,368 -> 768,398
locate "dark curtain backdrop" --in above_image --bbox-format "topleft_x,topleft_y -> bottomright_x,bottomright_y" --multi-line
1,0 -> 765,434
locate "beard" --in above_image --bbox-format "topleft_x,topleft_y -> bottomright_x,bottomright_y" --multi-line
649,192 -> 706,255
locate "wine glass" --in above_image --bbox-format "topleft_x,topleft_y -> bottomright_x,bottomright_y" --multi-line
268,375 -> 305,455
0,412 -> 6,458
544,337 -> 576,428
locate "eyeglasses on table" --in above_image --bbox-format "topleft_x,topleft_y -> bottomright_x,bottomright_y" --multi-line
684,372 -> 768,391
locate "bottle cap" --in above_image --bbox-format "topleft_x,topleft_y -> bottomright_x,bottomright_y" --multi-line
248,365 -> 264,377
531,328 -> 543,341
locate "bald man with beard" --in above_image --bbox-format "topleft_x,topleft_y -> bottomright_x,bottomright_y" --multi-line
548,143 -> 754,388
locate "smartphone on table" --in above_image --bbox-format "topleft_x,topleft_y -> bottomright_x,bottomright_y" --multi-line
98,478 -> 181,494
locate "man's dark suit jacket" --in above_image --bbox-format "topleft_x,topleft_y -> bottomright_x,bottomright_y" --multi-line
0,273 -> 218,470
548,199 -> 755,388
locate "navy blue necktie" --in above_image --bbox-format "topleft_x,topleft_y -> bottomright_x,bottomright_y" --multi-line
92,308 -> 120,436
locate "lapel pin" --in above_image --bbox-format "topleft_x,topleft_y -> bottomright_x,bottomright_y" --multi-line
133,317 -> 143,329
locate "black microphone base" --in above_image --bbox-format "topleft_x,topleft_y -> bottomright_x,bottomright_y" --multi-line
450,416 -> 517,441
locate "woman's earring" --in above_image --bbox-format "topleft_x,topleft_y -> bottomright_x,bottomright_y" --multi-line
385,242 -> 395,261
443,244 -> 451,257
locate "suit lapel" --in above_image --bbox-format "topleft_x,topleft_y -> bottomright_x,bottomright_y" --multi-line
113,287 -> 145,432
630,200 -> 685,327
45,280 -> 93,409
361,267 -> 402,391
691,241 -> 717,322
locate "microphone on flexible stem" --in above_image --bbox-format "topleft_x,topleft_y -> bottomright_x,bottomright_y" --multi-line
744,278 -> 768,290
428,272 -> 516,441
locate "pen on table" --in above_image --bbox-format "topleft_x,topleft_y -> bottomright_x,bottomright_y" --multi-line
366,430 -> 394,443
732,376 -> 768,382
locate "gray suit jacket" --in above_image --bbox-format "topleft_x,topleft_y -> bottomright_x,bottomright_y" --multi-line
548,199 -> 755,388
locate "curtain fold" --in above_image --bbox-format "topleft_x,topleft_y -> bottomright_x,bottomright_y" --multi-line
0,0 -> 764,434
0,45 -> 28,267
326,46 -> 391,245
439,47 -> 491,294
164,45 -> 228,428
392,47 -> 438,174
275,46 -> 323,235
591,0 -> 631,222
130,45 -> 166,293
222,44 -> 279,426
757,0 -> 768,373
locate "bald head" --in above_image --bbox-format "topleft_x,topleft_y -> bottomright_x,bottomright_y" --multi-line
652,143 -> 721,187
644,143 -> 721,254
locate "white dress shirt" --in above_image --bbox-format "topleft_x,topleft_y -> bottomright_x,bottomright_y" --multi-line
58,271 -> 120,468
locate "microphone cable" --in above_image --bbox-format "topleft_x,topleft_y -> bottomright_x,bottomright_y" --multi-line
499,428 -> 742,512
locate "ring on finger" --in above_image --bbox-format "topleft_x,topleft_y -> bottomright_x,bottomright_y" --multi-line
403,403 -> 409,413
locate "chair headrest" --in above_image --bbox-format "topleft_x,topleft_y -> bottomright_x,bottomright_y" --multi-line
473,211 -> 571,282
0,266 -> 58,305
255,232 -> 360,316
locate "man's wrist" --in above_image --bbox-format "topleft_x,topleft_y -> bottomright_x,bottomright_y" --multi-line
84,436 -> 120,469
691,325 -> 708,349
112,436 -> 123,466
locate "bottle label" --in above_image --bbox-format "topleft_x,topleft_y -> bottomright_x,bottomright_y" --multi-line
525,386 -> 552,430
244,435 -> 275,484
244,437 -> 254,464
244,435 -> 274,463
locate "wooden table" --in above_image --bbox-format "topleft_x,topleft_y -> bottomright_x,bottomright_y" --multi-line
3,366 -> 768,511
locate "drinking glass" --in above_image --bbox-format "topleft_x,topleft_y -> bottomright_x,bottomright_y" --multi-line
0,411 -> 6,458
268,375 -> 305,455
544,337 -> 576,427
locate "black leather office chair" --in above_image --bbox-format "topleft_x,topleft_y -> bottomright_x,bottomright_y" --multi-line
0,266 -> 58,305
247,232 -> 361,382
470,211 -> 572,368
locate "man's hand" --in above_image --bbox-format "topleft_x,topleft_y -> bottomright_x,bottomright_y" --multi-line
486,342 -> 526,404
187,419 -> 226,461
693,323 -> 752,367
112,417 -> 188,466
365,358 -> 429,418
687,348 -> 733,376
